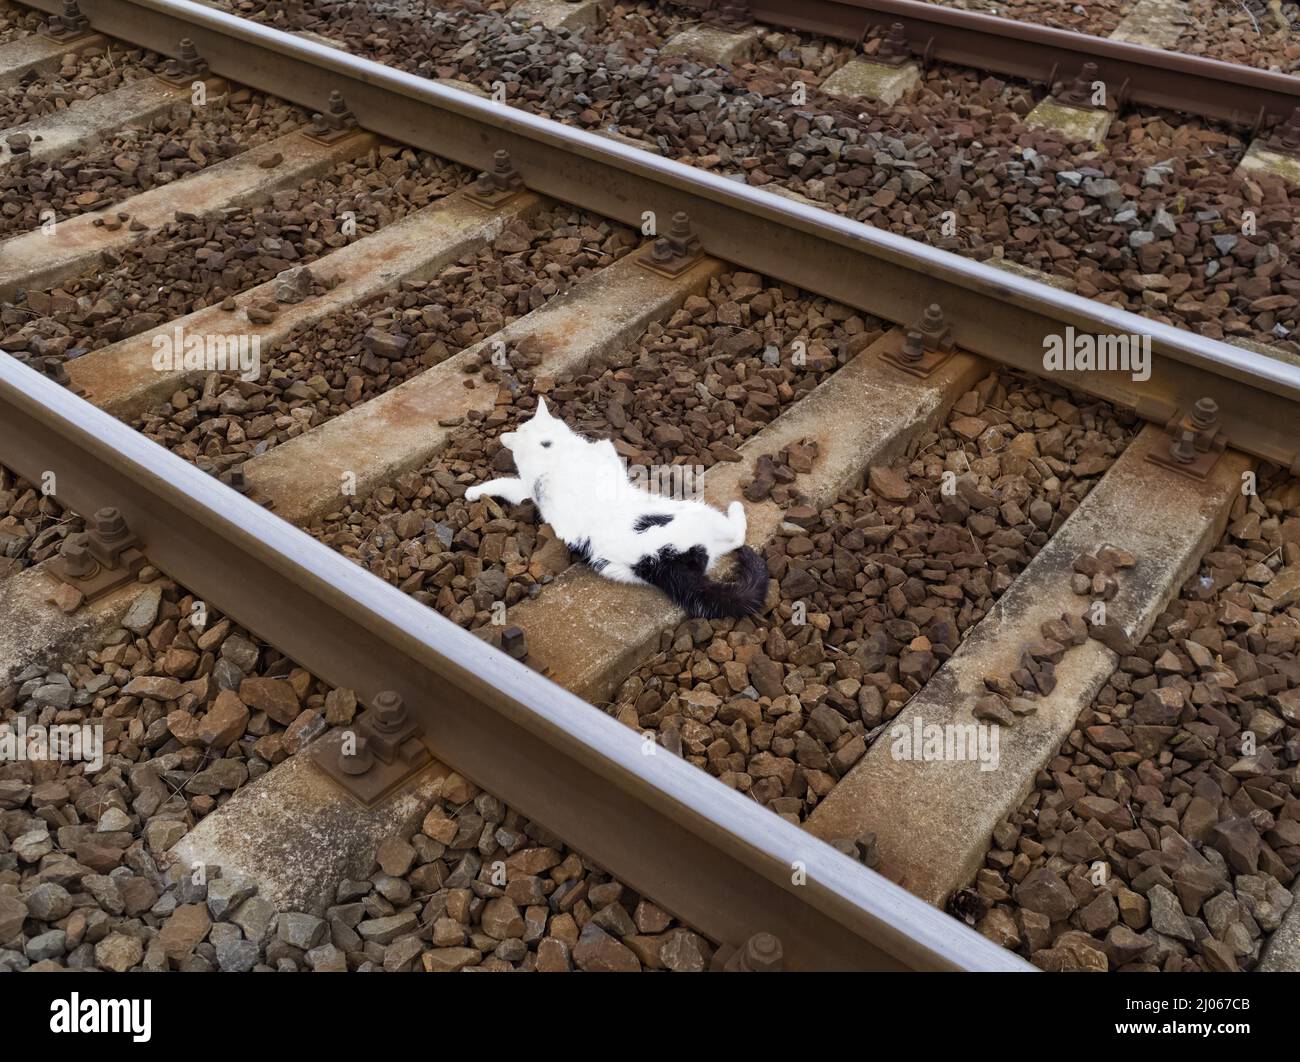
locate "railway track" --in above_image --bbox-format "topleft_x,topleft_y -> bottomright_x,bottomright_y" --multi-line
200,0 -> 1300,360
666,0 -> 1300,121
0,0 -> 1297,973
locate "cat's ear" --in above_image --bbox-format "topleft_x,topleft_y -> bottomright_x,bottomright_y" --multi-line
534,396 -> 551,419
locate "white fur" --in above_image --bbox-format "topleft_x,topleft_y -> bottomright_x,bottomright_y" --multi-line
464,397 -> 747,583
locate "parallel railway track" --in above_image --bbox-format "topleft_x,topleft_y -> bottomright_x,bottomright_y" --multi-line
671,0 -> 1300,126
1,0 -> 1298,972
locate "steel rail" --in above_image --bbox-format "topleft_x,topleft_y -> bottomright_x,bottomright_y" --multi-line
12,0 -> 1300,473
0,353 -> 1031,971
669,0 -> 1299,128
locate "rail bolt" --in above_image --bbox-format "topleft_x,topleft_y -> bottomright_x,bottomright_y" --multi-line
1190,397 -> 1219,433
668,211 -> 693,241
45,0 -> 89,37
706,0 -> 753,29
502,625 -> 528,660
160,37 -> 208,81
1268,106 -> 1300,153
221,467 -> 252,495
340,734 -> 374,775
94,507 -> 130,545
1059,62 -> 1102,109
900,330 -> 925,364
475,149 -> 522,196
56,0 -> 89,32
738,932 -> 784,971
1170,429 -> 1198,465
662,211 -> 701,258
371,690 -> 409,733
177,38 -> 200,65
876,23 -> 910,65
61,534 -> 98,579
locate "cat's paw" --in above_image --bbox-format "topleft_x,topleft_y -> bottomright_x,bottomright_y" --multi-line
464,484 -> 485,502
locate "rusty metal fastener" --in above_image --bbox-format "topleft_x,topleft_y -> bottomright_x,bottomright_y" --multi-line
340,733 -> 374,775
94,506 -> 129,546
49,506 -> 144,601
1189,396 -> 1219,434
311,90 -> 357,135
651,211 -> 700,261
371,689 -> 409,733
705,0 -> 754,30
60,534 -> 99,579
475,149 -> 523,197
502,625 -> 528,660
731,932 -> 784,971
637,210 -> 704,278
47,0 -> 89,36
875,23 -> 911,66
220,467 -> 252,495
161,38 -> 208,81
1057,62 -> 1104,109
1170,429 -> 1198,464
314,690 -> 432,807
1149,396 -> 1227,480
85,505 -> 138,570
884,307 -> 955,377
1267,106 -> 1300,155
913,301 -> 952,351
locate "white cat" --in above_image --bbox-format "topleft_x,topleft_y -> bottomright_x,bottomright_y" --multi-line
464,398 -> 769,618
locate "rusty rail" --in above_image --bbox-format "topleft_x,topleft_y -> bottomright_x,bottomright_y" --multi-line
672,0 -> 1299,129
0,353 -> 1031,971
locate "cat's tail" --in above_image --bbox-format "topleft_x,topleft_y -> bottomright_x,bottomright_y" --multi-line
642,545 -> 770,619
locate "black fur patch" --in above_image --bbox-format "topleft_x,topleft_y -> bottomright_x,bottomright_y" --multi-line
633,513 -> 674,533
569,537 -> 607,573
633,544 -> 768,619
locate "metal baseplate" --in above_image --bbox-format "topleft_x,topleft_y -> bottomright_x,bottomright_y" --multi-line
1144,396 -> 1228,481
879,304 -> 956,378
304,89 -> 364,145
311,690 -> 434,808
41,0 -> 93,43
48,507 -> 147,604
635,211 -> 704,278
156,38 -> 210,87
465,149 -> 527,209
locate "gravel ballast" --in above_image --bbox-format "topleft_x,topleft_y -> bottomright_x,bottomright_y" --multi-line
0,568 -> 709,971
2,140 -> 472,367
134,205 -> 637,474
602,370 -> 1136,824
968,471 -> 1300,972
2,87 -> 302,238
210,0 -> 1299,353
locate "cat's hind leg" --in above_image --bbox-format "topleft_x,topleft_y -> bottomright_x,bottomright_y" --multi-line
465,477 -> 530,504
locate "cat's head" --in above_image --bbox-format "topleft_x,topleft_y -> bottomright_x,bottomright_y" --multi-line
500,397 -> 569,464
